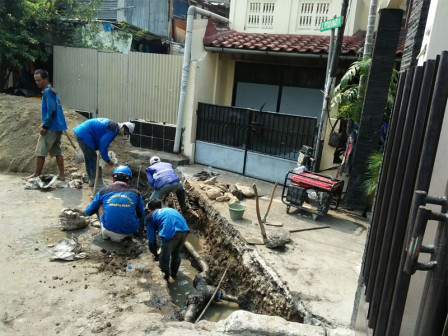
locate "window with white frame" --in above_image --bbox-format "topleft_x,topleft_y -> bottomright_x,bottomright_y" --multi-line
247,0 -> 276,29
297,0 -> 330,31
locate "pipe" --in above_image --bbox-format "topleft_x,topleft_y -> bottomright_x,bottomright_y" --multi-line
173,6 -> 230,153
184,241 -> 209,277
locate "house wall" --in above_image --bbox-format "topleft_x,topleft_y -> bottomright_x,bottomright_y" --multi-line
229,0 -> 368,36
182,19 -> 220,159
216,55 -> 235,106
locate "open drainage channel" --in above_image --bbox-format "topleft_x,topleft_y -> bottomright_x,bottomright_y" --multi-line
98,166 -> 333,327
161,180 -> 332,327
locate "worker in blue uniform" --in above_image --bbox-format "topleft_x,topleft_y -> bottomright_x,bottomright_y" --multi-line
145,198 -> 190,280
85,165 -> 144,241
25,69 -> 68,181
146,156 -> 187,211
74,118 -> 135,188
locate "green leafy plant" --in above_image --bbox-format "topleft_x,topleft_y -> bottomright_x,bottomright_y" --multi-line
331,56 -> 398,124
0,0 -> 100,90
362,151 -> 383,196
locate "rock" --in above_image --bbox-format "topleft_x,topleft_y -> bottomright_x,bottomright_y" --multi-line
230,184 -> 245,200
216,195 -> 230,202
235,183 -> 255,198
217,183 -> 229,193
203,176 -> 217,185
69,180 -> 83,189
206,187 -> 223,200
228,196 -> 240,204
266,229 -> 291,249
59,208 -> 90,231
70,172 -> 83,179
90,219 -> 101,228
215,310 -> 326,335
56,181 -> 68,189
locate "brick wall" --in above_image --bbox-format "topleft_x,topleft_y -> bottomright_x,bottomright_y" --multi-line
401,0 -> 431,71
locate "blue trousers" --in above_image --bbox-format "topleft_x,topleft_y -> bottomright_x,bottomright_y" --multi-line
75,134 -> 103,186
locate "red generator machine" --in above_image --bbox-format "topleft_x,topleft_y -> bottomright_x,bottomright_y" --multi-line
281,170 -> 344,220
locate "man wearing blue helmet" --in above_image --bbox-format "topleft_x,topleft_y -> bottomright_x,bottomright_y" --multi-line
85,165 -> 144,241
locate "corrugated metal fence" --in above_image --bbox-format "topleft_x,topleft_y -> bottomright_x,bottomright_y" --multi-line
53,46 -> 183,125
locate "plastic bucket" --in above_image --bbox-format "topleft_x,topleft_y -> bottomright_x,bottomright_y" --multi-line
228,203 -> 245,220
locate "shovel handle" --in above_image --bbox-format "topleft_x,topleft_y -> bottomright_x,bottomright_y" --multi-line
263,182 -> 278,221
64,130 -> 77,150
252,184 -> 268,243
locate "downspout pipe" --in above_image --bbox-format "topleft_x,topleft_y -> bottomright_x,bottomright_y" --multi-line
173,6 -> 230,153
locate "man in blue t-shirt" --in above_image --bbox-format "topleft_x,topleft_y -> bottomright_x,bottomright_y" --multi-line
145,198 -> 190,280
25,69 -> 68,181
85,165 -> 144,241
74,118 -> 135,188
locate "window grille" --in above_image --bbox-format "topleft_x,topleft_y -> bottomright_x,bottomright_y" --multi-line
247,1 -> 275,29
297,0 -> 329,30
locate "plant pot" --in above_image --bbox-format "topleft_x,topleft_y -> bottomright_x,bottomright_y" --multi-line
228,203 -> 245,220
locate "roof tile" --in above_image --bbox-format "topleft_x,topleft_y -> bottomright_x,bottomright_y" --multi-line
203,20 -> 405,56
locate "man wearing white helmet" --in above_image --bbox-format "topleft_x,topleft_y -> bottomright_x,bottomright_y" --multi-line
85,165 -> 144,241
146,156 -> 187,211
74,118 -> 135,188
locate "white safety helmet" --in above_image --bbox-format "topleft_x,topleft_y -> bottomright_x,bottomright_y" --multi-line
150,156 -> 160,166
119,122 -> 135,135
123,122 -> 135,134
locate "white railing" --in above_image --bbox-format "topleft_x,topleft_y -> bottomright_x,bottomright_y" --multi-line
297,0 -> 330,31
247,1 -> 276,29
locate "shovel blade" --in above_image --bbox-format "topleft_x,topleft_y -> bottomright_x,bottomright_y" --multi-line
74,150 -> 84,164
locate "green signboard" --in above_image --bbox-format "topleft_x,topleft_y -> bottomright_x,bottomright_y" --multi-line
320,16 -> 343,32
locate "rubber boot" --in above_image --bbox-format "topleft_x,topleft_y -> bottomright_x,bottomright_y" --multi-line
176,189 -> 187,212
171,258 -> 181,278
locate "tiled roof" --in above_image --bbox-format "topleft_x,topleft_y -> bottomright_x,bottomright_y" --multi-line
203,20 -> 405,57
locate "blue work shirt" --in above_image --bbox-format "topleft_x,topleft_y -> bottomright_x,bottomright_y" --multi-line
146,162 -> 179,189
145,208 -> 189,254
41,86 -> 67,131
73,118 -> 119,162
86,182 -> 144,235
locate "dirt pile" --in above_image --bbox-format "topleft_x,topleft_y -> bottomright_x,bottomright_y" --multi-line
0,93 -> 141,177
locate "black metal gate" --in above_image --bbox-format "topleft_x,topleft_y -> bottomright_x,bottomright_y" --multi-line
361,51 -> 448,335
195,103 -> 317,182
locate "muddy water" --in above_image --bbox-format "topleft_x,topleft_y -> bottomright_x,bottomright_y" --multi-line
168,235 -> 240,322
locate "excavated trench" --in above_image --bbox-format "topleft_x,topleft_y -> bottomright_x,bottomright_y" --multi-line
129,166 -> 326,326
181,183 -> 308,324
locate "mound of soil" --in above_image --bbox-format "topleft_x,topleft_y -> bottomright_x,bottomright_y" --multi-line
0,93 -> 141,177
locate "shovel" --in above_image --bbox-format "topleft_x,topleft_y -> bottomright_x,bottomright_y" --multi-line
64,131 -> 84,164
249,184 -> 289,249
262,182 -> 283,227
251,183 -> 268,244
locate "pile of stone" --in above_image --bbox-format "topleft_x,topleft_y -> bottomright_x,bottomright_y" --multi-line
59,208 -> 91,231
199,176 -> 255,204
67,168 -> 88,189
